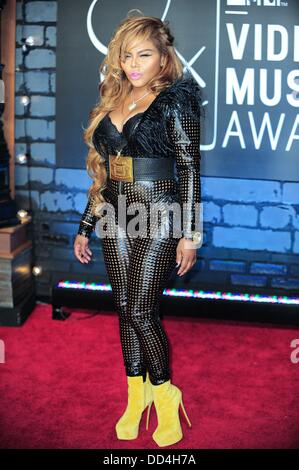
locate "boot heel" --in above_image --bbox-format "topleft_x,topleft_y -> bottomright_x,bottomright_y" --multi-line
146,401 -> 152,430
180,398 -> 192,428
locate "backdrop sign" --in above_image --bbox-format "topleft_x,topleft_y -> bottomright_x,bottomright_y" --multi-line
56,0 -> 299,181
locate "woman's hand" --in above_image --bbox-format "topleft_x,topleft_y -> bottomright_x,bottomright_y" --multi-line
74,234 -> 93,264
176,237 -> 197,276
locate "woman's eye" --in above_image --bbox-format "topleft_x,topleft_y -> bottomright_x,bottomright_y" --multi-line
124,54 -> 151,59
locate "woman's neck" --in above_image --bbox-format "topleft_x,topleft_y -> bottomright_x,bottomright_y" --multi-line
131,85 -> 151,100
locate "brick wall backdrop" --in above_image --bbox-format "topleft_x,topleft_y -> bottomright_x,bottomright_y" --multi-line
14,0 -> 299,300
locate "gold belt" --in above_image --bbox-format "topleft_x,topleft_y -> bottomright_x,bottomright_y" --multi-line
109,152 -> 134,183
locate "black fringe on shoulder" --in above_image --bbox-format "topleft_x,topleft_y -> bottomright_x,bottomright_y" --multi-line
133,73 -> 204,156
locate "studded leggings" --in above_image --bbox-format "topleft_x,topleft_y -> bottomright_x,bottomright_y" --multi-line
99,178 -> 180,386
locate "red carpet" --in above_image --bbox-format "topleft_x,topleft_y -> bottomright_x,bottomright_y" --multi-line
0,303 -> 299,449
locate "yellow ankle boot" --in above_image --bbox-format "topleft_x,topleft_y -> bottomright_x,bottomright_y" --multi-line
115,372 -> 153,440
151,379 -> 192,447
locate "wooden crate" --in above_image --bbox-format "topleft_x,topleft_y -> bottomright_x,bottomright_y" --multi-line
0,240 -> 35,308
0,217 -> 32,255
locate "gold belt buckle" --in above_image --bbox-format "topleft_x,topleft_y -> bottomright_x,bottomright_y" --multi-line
109,151 -> 134,183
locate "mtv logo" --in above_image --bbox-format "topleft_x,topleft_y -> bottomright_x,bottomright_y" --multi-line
263,0 -> 281,5
227,0 -> 281,5
226,0 -> 247,5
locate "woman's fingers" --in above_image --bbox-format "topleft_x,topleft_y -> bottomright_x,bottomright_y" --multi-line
177,256 -> 196,276
74,242 -> 92,263
176,238 -> 197,276
86,247 -> 92,256
176,252 -> 182,267
80,249 -> 91,263
177,260 -> 191,276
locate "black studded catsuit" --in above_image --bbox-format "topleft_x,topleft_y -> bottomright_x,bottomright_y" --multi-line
77,75 -> 202,385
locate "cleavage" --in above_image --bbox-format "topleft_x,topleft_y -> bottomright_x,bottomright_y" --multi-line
107,112 -> 143,134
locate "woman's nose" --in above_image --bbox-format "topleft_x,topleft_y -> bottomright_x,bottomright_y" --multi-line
131,57 -> 139,67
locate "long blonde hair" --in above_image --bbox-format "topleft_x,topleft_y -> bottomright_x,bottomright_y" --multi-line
84,15 -> 184,216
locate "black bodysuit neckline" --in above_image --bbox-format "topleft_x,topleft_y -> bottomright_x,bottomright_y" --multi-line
106,112 -> 144,135
92,73 -> 201,157
105,79 -> 180,135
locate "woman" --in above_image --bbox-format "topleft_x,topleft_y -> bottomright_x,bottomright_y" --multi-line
73,15 -> 202,447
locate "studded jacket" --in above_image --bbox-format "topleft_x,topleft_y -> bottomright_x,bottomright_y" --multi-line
77,73 -> 202,239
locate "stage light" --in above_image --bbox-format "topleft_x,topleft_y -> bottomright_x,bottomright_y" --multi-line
56,280 -> 299,306
16,210 -> 31,224
20,95 -> 30,106
32,266 -> 43,276
16,153 -> 28,164
25,36 -> 35,46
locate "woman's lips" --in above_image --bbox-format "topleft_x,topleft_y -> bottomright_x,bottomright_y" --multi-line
130,72 -> 142,79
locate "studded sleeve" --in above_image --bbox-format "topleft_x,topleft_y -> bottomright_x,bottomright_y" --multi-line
167,100 -> 201,239
77,195 -> 99,239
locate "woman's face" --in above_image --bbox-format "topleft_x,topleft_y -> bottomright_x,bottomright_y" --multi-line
120,38 -> 163,90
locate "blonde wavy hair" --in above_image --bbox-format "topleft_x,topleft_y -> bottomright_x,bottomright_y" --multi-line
84,15 -> 184,216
